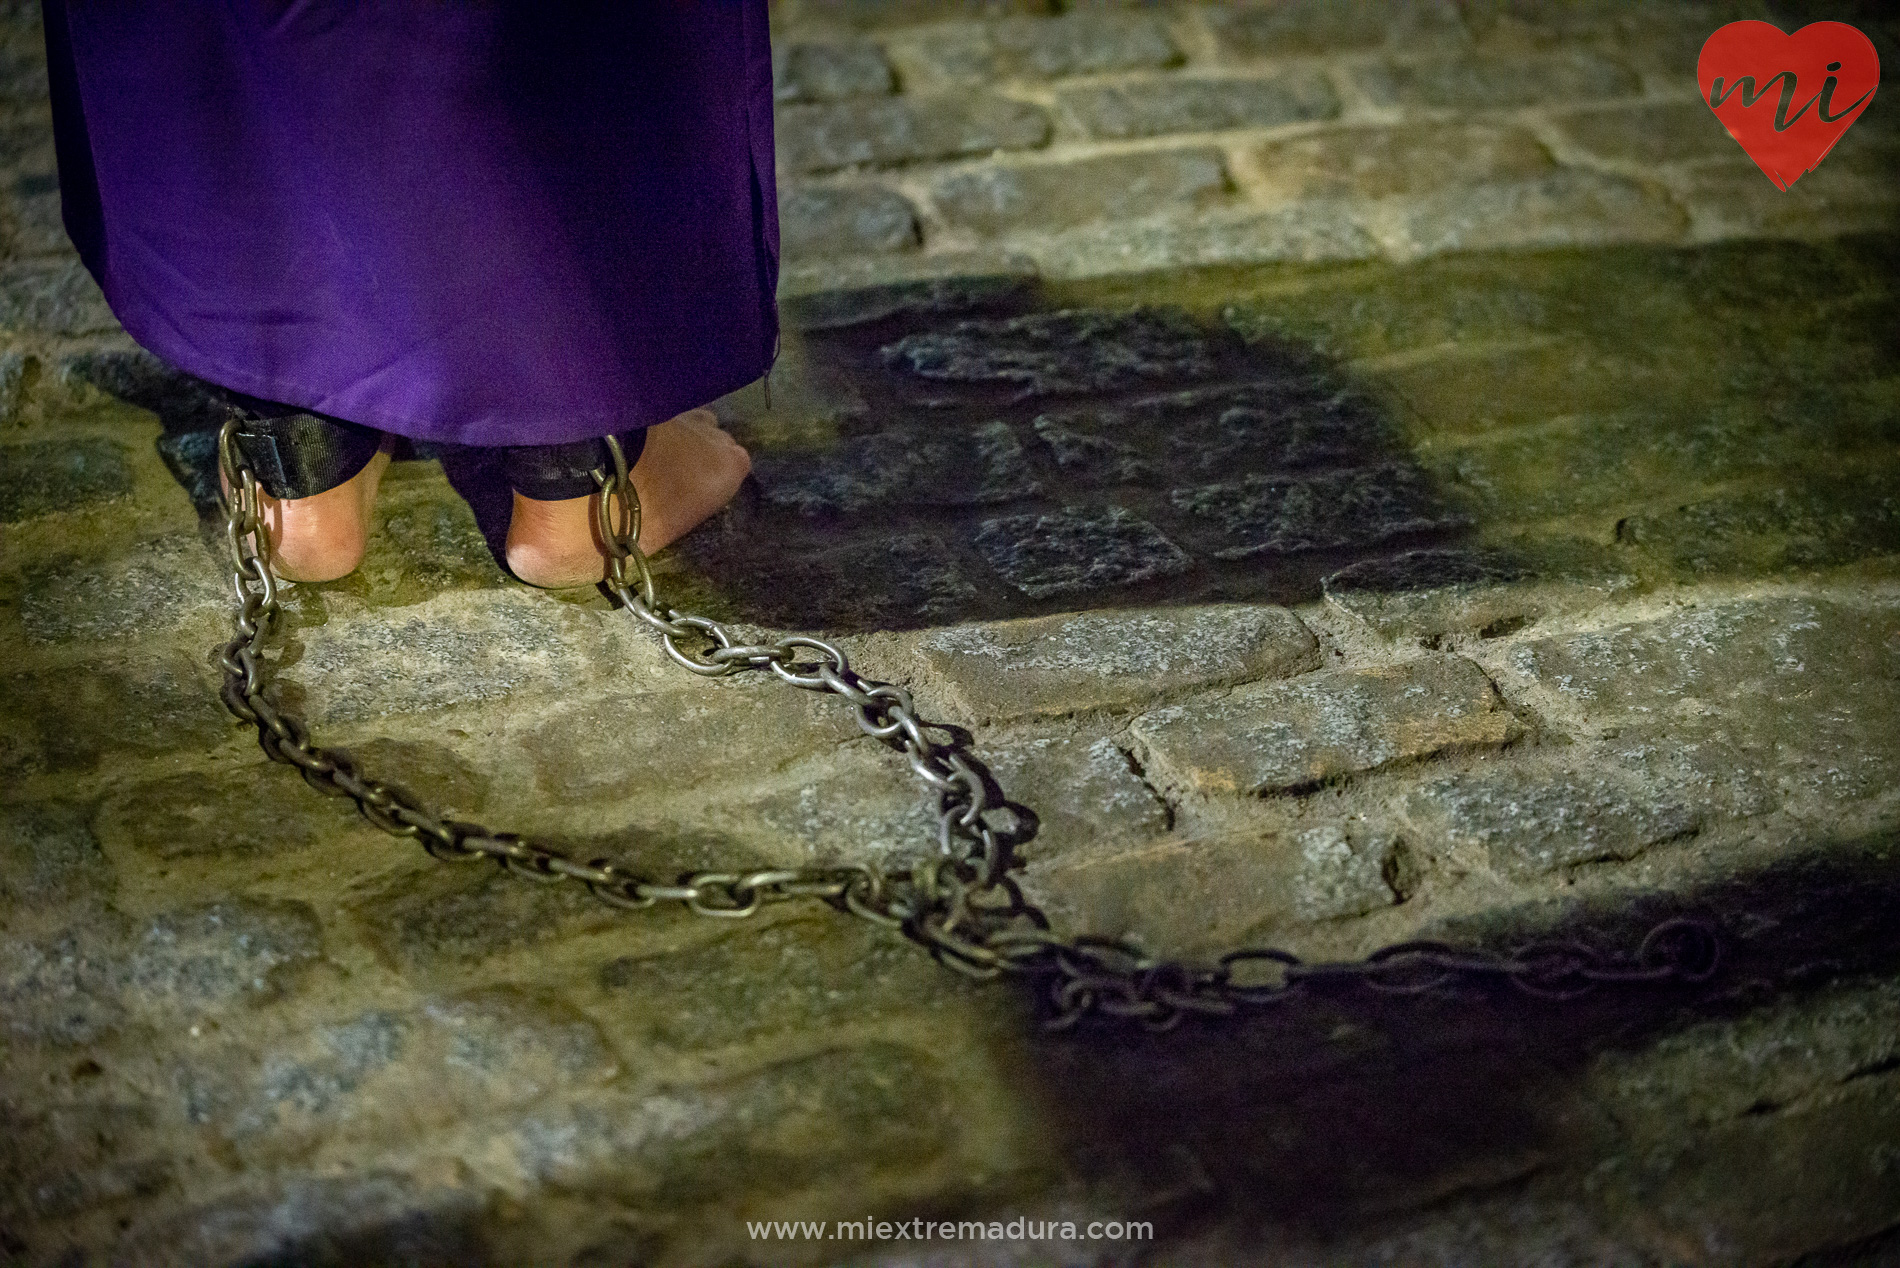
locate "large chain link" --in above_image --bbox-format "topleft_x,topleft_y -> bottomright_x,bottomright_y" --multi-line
213,420 -> 1720,1030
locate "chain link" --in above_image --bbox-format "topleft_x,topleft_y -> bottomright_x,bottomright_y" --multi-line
211,419 -> 1720,1030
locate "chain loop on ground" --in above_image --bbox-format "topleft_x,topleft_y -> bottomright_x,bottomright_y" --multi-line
209,416 -> 1720,1030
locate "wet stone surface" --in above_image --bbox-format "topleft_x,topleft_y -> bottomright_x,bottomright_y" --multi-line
973,505 -> 1190,598
753,418 -> 1041,514
703,296 -> 1471,630
1170,463 -> 1468,561
880,308 -> 1217,398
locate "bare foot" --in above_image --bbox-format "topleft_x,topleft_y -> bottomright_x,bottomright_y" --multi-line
505,408 -> 752,589
240,449 -> 392,582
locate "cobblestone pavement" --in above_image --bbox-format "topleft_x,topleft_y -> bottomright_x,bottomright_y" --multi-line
4,2 -> 1900,1266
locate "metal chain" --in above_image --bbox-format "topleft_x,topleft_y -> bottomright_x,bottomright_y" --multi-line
213,419 -> 1720,1031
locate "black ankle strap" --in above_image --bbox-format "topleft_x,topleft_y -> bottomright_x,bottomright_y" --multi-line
226,401 -> 384,500
501,429 -> 649,501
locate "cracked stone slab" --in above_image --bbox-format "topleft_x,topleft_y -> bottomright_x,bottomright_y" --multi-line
916,604 -> 1318,721
985,730 -> 1171,860
1132,655 -> 1519,797
973,506 -> 1191,598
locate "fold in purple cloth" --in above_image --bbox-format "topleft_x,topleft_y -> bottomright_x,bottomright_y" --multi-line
44,1 -> 779,447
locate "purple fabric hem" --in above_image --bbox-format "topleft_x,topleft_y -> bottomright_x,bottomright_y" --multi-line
103,283 -> 768,447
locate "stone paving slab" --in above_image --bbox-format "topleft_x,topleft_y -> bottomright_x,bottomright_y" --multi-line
1132,653 -> 1519,798
766,0 -> 1899,286
914,604 -> 1317,721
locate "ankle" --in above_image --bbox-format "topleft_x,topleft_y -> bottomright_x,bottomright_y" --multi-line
269,511 -> 370,582
504,491 -> 605,588
256,449 -> 389,582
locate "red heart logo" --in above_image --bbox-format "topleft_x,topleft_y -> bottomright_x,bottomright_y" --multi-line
1698,21 -> 1880,190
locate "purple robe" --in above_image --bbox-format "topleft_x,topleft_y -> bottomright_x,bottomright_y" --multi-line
43,1 -> 779,448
